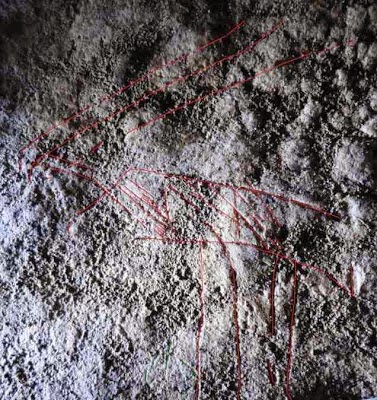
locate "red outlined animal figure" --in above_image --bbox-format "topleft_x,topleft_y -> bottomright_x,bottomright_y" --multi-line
47,167 -> 355,400
18,18 -> 357,400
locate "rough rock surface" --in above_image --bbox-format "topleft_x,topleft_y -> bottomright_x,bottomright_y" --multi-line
0,1 -> 376,399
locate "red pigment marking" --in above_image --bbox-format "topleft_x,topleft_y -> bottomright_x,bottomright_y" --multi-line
284,386 -> 294,400
98,19 -> 246,104
154,225 -> 165,237
127,178 -> 154,198
233,190 -> 241,238
67,168 -> 340,279
126,179 -> 169,221
49,154 -> 93,171
269,256 -> 280,336
349,266 -> 355,298
58,169 -> 353,398
284,260 -> 298,400
66,170 -> 134,228
163,185 -> 171,223
212,185 -> 265,239
19,21 -> 245,171
195,243 -> 205,400
197,20 -> 246,52
66,168 -> 135,227
90,141 -> 104,154
167,184 -> 202,214
204,228 -> 242,400
244,179 -> 340,221
267,359 -> 276,386
29,20 -> 282,177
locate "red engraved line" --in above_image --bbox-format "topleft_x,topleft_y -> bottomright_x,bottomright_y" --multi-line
49,154 -> 93,171
163,185 -> 171,222
299,261 -> 350,295
89,141 -> 104,154
167,184 -> 202,214
284,260 -> 298,400
99,19 -> 247,103
127,178 -> 155,199
224,243 -> 243,400
234,191 -> 267,231
126,178 -> 168,220
233,190 -> 241,238
268,237 -> 283,252
195,243 -> 205,400
60,167 -> 337,240
264,202 -> 282,228
29,21 -> 281,177
197,20 -> 246,52
19,21 -> 245,169
18,105 -> 91,172
243,181 -> 340,221
270,256 -> 280,337
155,224 -> 166,237
267,359 -> 276,386
289,199 -> 339,220
349,266 -> 355,298
67,168 -> 135,228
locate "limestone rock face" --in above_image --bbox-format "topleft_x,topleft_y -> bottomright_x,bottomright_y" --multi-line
0,1 -> 376,399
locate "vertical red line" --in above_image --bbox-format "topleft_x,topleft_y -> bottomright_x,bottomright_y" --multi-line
233,190 -> 241,238
269,256 -> 279,336
195,243 -> 205,400
349,266 -> 355,298
284,260 -> 298,400
227,250 -> 242,400
267,359 -> 276,386
163,185 -> 171,222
